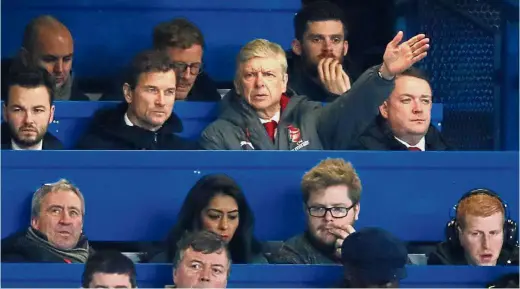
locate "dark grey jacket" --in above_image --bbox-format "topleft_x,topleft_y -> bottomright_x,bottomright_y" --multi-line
200,65 -> 395,150
268,233 -> 339,264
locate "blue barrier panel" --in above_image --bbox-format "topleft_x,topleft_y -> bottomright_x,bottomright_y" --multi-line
2,151 -> 517,242
1,264 -> 518,288
0,101 -> 444,149
1,0 -> 300,82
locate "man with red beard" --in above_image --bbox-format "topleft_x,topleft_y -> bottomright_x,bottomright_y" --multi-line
1,65 -> 62,150
200,29 -> 429,150
288,1 -> 352,102
17,15 -> 89,101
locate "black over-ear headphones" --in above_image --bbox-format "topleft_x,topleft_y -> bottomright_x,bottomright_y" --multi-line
445,188 -> 518,248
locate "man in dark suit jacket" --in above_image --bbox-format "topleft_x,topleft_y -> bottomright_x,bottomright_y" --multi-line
348,67 -> 451,151
2,65 -> 63,150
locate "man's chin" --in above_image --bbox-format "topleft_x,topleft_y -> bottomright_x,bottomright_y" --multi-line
14,136 -> 43,147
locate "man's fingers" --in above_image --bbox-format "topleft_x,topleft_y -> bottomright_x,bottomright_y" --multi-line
335,236 -> 344,249
317,58 -> 326,82
389,31 -> 404,46
334,62 -> 343,82
413,51 -> 428,63
329,59 -> 339,81
413,43 -> 430,57
323,58 -> 333,82
328,227 -> 351,239
332,224 -> 356,234
409,38 -> 430,54
405,34 -> 426,47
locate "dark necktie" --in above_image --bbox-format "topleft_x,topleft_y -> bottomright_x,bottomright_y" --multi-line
263,120 -> 278,143
408,146 -> 422,151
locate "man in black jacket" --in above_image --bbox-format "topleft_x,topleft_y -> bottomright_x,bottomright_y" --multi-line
76,50 -> 198,150
288,1 -> 354,102
346,67 -> 450,151
100,18 -> 221,102
428,190 -> 518,266
1,65 -> 63,150
2,179 -> 92,263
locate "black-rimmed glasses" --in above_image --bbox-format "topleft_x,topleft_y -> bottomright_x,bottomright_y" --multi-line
172,62 -> 203,75
307,203 -> 357,218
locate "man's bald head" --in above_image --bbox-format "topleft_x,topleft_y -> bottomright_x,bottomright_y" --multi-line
21,15 -> 74,88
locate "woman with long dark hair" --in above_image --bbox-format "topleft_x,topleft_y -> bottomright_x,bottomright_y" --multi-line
150,173 -> 267,264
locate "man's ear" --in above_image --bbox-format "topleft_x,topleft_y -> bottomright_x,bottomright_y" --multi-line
123,83 -> 133,104
282,73 -> 288,93
343,40 -> 349,56
49,105 -> 55,124
354,203 -> 360,221
31,217 -> 39,230
292,39 -> 302,56
379,101 -> 389,119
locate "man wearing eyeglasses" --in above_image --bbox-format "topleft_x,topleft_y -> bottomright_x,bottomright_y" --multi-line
100,18 -> 221,102
270,158 -> 361,264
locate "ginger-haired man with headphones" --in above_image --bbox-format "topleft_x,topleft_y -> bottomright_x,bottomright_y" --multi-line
428,189 -> 518,266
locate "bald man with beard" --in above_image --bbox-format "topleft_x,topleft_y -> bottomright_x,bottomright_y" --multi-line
15,15 -> 89,101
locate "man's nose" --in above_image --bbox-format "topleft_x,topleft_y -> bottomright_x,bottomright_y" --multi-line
23,111 -> 34,124
324,210 -> 334,221
155,92 -> 166,106
412,100 -> 424,113
59,211 -> 72,224
254,74 -> 265,87
199,267 -> 212,282
53,60 -> 63,73
181,67 -> 192,80
482,234 -> 490,249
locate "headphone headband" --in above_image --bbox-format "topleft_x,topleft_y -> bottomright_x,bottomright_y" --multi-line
455,188 -> 508,219
446,188 -> 518,248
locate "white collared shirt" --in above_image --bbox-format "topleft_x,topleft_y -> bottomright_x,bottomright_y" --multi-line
259,111 -> 280,124
124,113 -> 134,127
395,136 -> 426,151
11,140 -> 43,150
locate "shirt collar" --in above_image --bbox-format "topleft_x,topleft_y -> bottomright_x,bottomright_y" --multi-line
259,111 -> 280,124
11,140 -> 43,150
124,113 -> 134,127
394,136 -> 426,151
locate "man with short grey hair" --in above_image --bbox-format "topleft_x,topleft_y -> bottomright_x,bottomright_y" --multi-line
2,179 -> 92,262
171,230 -> 231,288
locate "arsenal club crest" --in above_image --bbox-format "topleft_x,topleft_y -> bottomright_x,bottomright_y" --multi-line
287,125 -> 302,143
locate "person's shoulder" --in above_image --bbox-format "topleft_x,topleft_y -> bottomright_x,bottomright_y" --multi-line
43,132 -> 64,150
427,241 -> 462,265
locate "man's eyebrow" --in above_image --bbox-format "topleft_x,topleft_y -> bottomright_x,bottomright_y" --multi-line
212,264 -> 225,269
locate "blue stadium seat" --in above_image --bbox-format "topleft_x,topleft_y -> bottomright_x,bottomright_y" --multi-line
1,264 -> 517,288
2,151 -> 517,242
